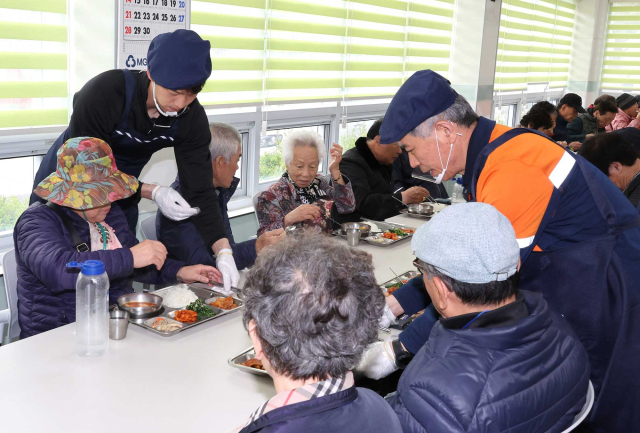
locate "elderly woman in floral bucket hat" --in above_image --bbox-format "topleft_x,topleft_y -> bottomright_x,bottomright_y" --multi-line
13,137 -> 221,339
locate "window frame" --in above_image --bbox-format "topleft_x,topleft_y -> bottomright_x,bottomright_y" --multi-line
492,89 -> 564,127
0,101 -> 393,240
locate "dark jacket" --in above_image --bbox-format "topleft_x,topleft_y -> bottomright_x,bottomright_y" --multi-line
14,202 -> 183,338
552,112 -> 569,142
567,109 -> 604,143
392,150 -> 449,199
339,137 -> 403,220
624,173 -> 640,211
613,126 -> 640,153
388,291 -> 590,433
240,386 -> 402,433
157,177 -> 257,270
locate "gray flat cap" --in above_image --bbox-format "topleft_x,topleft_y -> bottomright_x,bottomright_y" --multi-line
411,202 -> 519,283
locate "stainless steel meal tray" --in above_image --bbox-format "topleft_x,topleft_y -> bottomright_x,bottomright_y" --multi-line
380,270 -> 421,296
380,270 -> 423,330
228,347 -> 269,376
332,219 -> 414,247
128,284 -> 243,337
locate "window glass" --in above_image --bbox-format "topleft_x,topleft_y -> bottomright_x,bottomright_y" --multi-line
259,125 -> 326,184
494,104 -> 517,127
0,5 -> 69,129
339,119 -> 377,152
0,156 -> 42,234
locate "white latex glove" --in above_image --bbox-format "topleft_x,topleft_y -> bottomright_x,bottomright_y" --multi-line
356,338 -> 398,380
215,248 -> 240,294
152,185 -> 200,221
379,303 -> 397,329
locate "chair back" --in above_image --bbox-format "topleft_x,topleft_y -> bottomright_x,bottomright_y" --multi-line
140,214 -> 157,241
252,191 -> 263,226
561,380 -> 595,433
2,249 -> 20,340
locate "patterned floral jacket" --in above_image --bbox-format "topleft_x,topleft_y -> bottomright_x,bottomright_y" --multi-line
256,174 -> 356,235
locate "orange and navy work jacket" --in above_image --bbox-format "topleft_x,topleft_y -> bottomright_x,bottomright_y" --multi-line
462,117 -> 607,256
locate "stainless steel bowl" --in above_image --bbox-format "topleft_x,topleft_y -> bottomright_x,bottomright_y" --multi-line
340,222 -> 371,236
117,293 -> 163,317
407,203 -> 434,215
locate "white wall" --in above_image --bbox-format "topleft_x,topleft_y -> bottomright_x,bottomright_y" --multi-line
449,0 -> 502,116
567,0 -> 610,104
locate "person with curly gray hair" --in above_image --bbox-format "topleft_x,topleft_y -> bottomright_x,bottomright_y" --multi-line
234,233 -> 402,433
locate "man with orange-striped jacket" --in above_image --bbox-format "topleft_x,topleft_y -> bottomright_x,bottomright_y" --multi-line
379,70 -> 640,433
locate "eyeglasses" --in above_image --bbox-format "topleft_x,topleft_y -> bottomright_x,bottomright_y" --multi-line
413,257 -> 427,274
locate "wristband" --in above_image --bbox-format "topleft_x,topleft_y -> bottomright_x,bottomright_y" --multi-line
216,248 -> 234,258
332,174 -> 342,182
150,184 -> 161,201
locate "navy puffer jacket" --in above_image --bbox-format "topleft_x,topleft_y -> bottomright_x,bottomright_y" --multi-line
14,202 -> 184,338
388,291 -> 590,433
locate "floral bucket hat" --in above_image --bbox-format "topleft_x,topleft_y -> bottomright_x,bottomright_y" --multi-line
33,137 -> 139,210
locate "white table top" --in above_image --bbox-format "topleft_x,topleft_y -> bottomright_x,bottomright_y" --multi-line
0,213 -> 429,432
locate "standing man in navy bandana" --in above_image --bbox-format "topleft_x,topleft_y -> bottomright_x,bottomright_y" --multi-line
31,30 -> 239,292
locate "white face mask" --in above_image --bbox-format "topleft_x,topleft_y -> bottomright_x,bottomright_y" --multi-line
152,81 -> 179,117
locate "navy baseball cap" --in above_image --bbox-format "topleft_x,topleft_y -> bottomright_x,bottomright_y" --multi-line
380,70 -> 458,145
147,29 -> 212,91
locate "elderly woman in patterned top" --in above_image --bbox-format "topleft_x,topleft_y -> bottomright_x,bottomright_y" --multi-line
256,130 -> 356,235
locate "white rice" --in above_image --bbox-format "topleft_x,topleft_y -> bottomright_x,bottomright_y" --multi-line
366,222 -> 380,233
160,285 -> 198,308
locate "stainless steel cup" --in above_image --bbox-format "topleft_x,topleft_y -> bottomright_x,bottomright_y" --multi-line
346,228 -> 361,247
109,309 -> 130,340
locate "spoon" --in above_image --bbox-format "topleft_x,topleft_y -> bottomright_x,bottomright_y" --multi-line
390,268 -> 405,286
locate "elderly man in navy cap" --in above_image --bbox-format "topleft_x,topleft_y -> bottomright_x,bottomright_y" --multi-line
378,69 -> 640,431
31,29 -> 240,292
361,203 -> 590,433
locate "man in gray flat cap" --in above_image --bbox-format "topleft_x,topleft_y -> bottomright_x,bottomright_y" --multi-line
360,202 -> 590,433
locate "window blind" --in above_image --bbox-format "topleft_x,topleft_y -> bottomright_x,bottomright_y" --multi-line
191,0 -> 455,106
0,0 -> 68,129
494,0 -> 575,92
601,3 -> 640,92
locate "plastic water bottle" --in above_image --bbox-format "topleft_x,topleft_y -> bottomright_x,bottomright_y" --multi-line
67,260 -> 109,357
452,178 -> 466,204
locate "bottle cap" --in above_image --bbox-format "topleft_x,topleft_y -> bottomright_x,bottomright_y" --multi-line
456,177 -> 463,184
66,260 -> 105,276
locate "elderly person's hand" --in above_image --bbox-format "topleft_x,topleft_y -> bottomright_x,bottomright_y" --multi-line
568,141 -> 582,152
255,228 -> 286,254
402,186 -> 430,204
130,240 -> 168,270
379,302 -> 399,328
177,264 -> 222,285
329,143 -> 346,185
284,204 -> 322,227
356,338 -> 399,380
